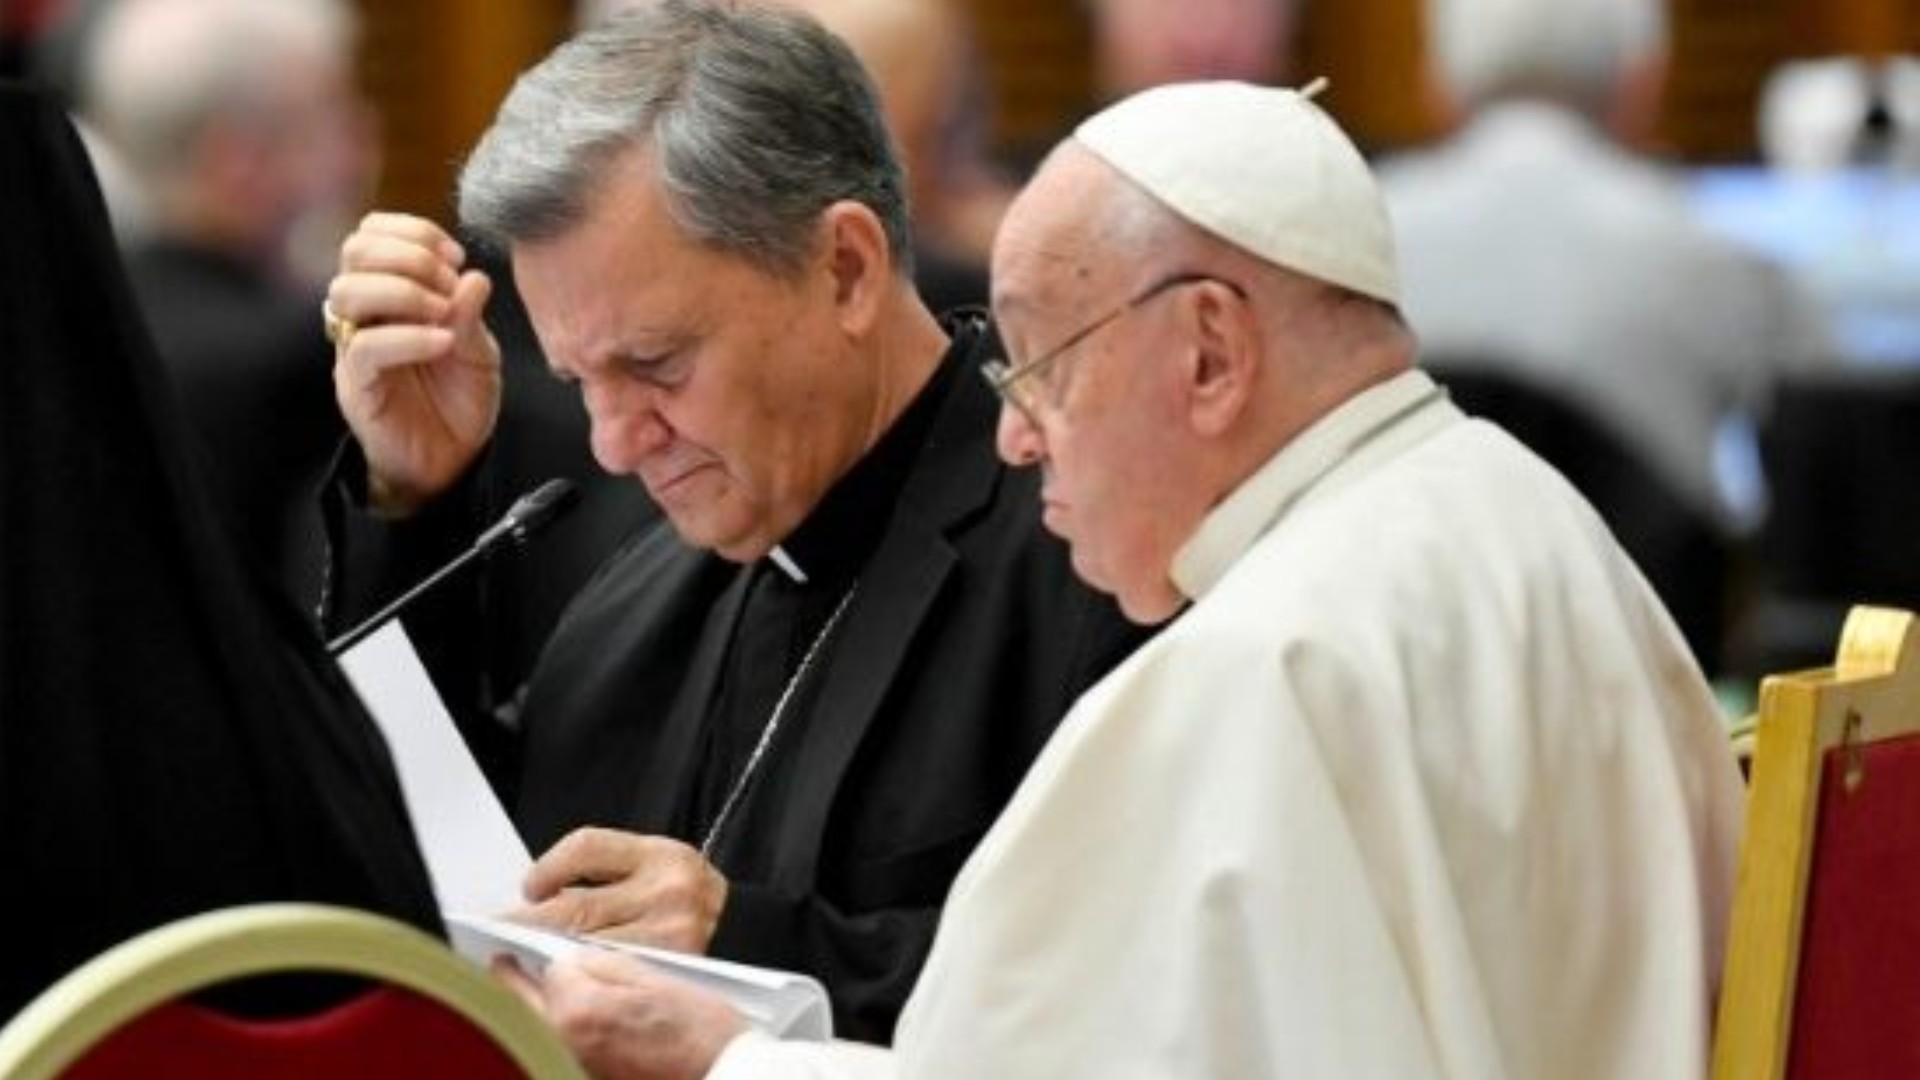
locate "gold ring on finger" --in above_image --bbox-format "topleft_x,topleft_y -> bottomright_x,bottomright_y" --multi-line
322,301 -> 357,349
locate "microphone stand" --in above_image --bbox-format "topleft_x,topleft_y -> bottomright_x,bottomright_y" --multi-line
325,478 -> 579,656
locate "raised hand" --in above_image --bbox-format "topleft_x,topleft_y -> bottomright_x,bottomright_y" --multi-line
327,212 -> 503,515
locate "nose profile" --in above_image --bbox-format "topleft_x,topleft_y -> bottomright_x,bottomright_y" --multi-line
585,379 -> 670,473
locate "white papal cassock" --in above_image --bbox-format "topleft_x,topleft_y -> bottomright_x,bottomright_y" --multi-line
712,368 -> 1745,1079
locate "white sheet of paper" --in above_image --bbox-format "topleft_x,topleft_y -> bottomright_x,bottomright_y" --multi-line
337,621 -> 531,915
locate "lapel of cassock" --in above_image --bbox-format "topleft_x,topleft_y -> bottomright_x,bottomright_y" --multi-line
766,340 -> 1005,882
625,554 -> 754,830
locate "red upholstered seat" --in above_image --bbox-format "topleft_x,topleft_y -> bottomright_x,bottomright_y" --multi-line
60,985 -> 527,1079
1783,731 -> 1920,1077
0,905 -> 585,1080
1713,606 -> 1920,1080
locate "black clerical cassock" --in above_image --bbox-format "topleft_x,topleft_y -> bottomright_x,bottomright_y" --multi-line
0,84 -> 440,1018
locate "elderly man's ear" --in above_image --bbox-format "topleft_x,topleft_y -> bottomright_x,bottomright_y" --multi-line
1184,282 -> 1260,438
820,200 -> 892,333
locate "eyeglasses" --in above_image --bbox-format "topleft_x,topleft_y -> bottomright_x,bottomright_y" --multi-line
981,273 -> 1243,424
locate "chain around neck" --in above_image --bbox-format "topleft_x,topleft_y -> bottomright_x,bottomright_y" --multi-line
698,582 -> 859,862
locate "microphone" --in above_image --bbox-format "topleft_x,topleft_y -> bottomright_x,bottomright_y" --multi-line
326,478 -> 581,657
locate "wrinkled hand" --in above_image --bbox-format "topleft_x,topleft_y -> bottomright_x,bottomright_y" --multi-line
496,950 -> 746,1080
520,828 -> 730,955
327,211 -> 502,516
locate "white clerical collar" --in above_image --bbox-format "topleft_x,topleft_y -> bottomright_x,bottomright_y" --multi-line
1170,369 -> 1453,601
767,545 -> 809,584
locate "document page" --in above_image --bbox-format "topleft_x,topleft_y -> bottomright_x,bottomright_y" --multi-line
337,621 -> 532,915
338,621 -> 833,1040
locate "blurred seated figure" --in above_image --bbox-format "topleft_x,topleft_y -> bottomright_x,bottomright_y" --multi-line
1380,0 -> 1834,542
778,0 -> 1013,312
0,83 -> 438,1021
1758,56 -> 1880,175
77,0 -> 376,606
1690,55 -> 1920,370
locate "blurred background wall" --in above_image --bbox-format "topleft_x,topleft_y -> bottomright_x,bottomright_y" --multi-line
346,0 -> 1920,219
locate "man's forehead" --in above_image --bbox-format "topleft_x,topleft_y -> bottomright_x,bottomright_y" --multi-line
993,147 -> 1115,287
992,231 -> 1084,294
992,223 -> 1117,334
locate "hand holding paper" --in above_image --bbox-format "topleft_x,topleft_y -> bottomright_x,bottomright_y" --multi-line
492,940 -> 756,1080
448,913 -> 832,1040
337,623 -> 832,1040
519,827 -> 729,955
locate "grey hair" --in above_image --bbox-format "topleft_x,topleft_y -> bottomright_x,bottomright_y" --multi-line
1425,0 -> 1666,114
458,0 -> 913,279
81,0 -> 356,185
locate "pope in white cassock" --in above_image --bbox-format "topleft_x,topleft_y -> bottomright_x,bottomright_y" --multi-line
508,79 -> 1748,1080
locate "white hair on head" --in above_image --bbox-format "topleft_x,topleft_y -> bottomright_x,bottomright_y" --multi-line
81,0 -> 357,183
1426,0 -> 1666,112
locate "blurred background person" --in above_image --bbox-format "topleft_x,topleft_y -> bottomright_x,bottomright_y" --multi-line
1378,0 -> 1835,675
1085,0 -> 1300,103
77,0 -> 376,606
1687,54 -> 1920,676
1690,54 -> 1920,369
1384,0 -> 1833,533
782,0 -> 1014,312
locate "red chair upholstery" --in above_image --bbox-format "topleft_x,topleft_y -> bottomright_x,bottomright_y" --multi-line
1713,605 -> 1920,1079
0,905 -> 586,1080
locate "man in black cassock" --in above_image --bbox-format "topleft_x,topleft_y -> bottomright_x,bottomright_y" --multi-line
319,0 -> 1152,1042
